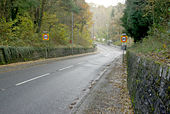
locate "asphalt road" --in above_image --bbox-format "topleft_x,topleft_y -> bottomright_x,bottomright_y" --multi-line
0,44 -> 122,114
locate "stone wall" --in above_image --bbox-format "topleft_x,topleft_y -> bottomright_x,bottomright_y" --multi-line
127,51 -> 170,114
0,47 -> 96,65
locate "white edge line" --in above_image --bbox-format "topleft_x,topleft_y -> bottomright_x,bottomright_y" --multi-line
59,65 -> 74,71
16,73 -> 50,86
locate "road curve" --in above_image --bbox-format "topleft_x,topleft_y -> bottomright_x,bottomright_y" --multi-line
0,44 -> 122,114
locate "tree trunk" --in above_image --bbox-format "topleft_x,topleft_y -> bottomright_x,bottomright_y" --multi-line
37,0 -> 46,33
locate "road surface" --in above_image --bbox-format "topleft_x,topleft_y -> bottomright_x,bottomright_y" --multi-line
0,44 -> 122,114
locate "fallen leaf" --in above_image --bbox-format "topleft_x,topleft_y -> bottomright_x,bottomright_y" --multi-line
69,105 -> 73,109
71,101 -> 76,105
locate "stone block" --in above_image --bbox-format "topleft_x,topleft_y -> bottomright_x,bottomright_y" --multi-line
127,51 -> 169,113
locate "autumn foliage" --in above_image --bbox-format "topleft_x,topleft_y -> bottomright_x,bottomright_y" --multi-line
0,0 -> 93,47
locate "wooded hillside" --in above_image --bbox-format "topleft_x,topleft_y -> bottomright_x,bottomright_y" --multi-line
122,0 -> 169,64
0,0 -> 93,47
88,3 -> 112,40
109,3 -> 125,44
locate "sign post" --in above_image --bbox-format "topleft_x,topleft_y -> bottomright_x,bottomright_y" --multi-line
121,34 -> 128,63
42,32 -> 49,58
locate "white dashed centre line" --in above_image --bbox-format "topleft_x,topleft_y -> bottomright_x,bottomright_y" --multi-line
16,73 -> 50,86
58,65 -> 74,71
16,65 -> 74,86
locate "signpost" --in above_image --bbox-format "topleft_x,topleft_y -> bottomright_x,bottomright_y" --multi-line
42,32 -> 49,58
121,34 -> 128,63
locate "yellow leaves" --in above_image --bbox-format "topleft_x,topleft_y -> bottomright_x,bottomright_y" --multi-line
0,18 -> 13,33
42,13 -> 59,32
163,44 -> 166,49
49,23 -> 70,45
15,15 -> 34,36
18,16 -> 34,31
0,0 -> 93,47
0,14 -> 36,46
43,13 -> 58,24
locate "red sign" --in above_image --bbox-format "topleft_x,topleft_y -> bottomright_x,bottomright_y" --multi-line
43,33 -> 49,41
121,35 -> 128,43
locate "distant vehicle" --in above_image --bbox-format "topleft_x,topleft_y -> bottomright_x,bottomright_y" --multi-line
93,42 -> 97,47
107,40 -> 112,45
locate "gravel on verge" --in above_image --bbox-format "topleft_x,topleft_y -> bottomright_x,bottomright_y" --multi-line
75,56 -> 133,114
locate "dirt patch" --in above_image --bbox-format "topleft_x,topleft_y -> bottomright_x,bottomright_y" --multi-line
76,56 -> 133,114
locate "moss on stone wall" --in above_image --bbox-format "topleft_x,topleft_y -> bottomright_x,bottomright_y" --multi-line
127,51 -> 170,113
0,46 -> 96,65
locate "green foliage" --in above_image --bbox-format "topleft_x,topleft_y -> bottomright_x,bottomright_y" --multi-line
0,0 -> 93,48
50,24 -> 70,45
109,3 -> 125,43
0,18 -> 13,45
121,0 -> 169,43
121,0 -> 152,42
14,0 -> 39,11
60,0 -> 80,13
125,0 -> 169,63
145,0 -> 169,25
0,13 -> 35,46
113,40 -> 122,46
128,25 -> 170,64
13,14 -> 34,46
80,29 -> 93,47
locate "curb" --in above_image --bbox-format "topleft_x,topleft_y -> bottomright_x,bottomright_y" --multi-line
71,55 -> 122,114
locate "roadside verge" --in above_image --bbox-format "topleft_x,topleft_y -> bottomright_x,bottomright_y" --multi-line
73,55 -> 133,114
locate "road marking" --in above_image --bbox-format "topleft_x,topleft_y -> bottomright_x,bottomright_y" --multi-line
77,62 -> 83,65
0,88 -> 5,92
58,65 -> 74,71
104,54 -> 110,57
16,73 -> 50,86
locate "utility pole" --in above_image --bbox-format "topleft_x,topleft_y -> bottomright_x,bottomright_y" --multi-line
72,12 -> 74,54
93,23 -> 94,42
106,24 -> 109,44
77,28 -> 79,45
107,25 -> 109,42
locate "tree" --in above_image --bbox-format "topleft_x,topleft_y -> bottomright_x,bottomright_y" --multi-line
0,0 -> 93,47
107,3 -> 125,43
121,0 -> 152,42
88,4 -> 112,40
144,0 -> 169,27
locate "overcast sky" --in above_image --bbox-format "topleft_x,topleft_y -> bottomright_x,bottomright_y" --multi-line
85,0 -> 125,7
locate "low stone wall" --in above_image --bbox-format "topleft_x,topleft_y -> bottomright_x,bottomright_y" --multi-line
127,51 -> 170,113
0,47 -> 96,65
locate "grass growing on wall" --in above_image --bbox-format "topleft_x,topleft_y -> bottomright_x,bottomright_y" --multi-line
128,25 -> 170,65
0,46 -> 96,65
